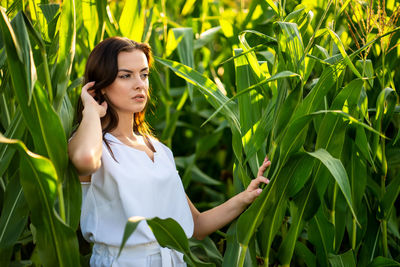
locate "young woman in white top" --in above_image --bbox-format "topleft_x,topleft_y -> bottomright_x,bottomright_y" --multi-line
68,37 -> 271,267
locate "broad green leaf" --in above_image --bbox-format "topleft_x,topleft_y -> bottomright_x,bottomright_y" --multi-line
242,100 -> 275,166
95,0 -> 118,37
367,257 -> 400,267
313,79 -> 363,196
234,48 -> 263,175
172,28 -> 194,100
189,237 -> 222,266
0,110 -> 24,178
9,12 -> 37,105
0,134 -> 80,267
259,153 -> 314,264
119,0 -> 146,42
203,70 -> 300,127
0,173 -> 28,248
0,10 -> 68,183
118,217 -> 143,257
381,173 -> 400,220
53,0 -> 76,112
294,241 -> 316,267
222,222 -> 256,267
154,57 -> 245,166
22,10 -> 54,101
263,0 -> 279,15
120,217 -> 215,266
293,63 -> 344,121
62,163 -> 81,230
328,250 -> 356,267
82,0 -> 99,50
308,208 -> 334,266
275,22 -> 305,76
327,28 -> 361,79
194,26 -> 221,49
307,149 -> 357,222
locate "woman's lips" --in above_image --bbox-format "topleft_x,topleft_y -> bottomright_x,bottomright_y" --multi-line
132,94 -> 146,102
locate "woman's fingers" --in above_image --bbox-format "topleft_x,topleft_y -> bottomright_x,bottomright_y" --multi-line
247,176 -> 269,191
257,156 -> 271,177
81,81 -> 95,94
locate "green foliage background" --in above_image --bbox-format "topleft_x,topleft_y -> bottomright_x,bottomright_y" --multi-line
0,0 -> 400,266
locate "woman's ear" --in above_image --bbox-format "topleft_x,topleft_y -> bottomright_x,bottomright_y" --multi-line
101,88 -> 106,95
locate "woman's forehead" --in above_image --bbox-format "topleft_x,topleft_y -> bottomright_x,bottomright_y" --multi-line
117,50 -> 148,70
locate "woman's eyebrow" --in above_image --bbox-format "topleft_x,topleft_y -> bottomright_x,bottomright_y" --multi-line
117,67 -> 148,73
118,69 -> 133,73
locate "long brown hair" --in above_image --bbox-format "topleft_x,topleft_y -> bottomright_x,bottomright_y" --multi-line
76,37 -> 154,159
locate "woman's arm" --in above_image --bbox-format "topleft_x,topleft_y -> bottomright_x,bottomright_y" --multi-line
68,82 -> 107,176
188,157 -> 271,240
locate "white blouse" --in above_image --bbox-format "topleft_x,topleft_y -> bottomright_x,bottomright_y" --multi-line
80,133 -> 194,247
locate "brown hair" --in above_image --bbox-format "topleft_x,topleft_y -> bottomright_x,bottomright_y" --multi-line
76,37 -> 154,159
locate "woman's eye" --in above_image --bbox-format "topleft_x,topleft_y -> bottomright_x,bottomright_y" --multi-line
141,73 -> 149,79
119,74 -> 131,79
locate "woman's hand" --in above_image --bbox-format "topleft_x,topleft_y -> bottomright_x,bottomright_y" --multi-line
241,156 -> 271,205
81,81 -> 107,118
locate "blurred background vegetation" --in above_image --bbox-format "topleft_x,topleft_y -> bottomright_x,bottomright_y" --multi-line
0,0 -> 399,266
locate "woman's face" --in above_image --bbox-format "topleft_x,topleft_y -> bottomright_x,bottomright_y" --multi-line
101,49 -> 149,115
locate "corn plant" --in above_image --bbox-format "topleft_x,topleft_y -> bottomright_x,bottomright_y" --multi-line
1,0 -> 400,266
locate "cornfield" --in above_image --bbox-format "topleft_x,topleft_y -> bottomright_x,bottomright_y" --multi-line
0,0 -> 399,266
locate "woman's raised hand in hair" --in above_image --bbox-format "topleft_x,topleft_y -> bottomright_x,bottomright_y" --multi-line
81,81 -> 108,118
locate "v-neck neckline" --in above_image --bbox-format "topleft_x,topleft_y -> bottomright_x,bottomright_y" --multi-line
105,133 -> 157,163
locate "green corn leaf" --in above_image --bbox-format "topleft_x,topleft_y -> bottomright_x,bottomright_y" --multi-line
95,0 -> 118,37
275,22 -> 305,76
293,63 -> 345,121
53,0 -> 76,112
374,88 -> 397,132
0,10 -> 68,183
9,13 -> 37,106
118,217 -> 143,257
119,217 -> 215,266
22,11 -> 53,102
234,48 -> 264,175
189,237 -> 223,266
294,241 -> 316,267
154,56 -> 240,134
202,70 -> 300,127
381,173 -> 400,220
308,208 -> 335,266
367,256 -> 400,267
194,26 -> 221,50
62,163 -> 81,230
242,101 -> 275,167
327,28 -> 362,79
0,134 -> 80,267
223,222 -> 256,267
173,28 -> 195,100
82,0 -> 99,50
307,149 -> 358,224
0,172 -> 28,248
0,110 -> 25,178
328,250 -> 356,267
264,0 -> 279,15
259,153 -> 314,265
119,0 -> 146,42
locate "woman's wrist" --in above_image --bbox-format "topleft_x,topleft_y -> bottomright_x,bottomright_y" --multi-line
83,105 -> 102,118
233,191 -> 251,211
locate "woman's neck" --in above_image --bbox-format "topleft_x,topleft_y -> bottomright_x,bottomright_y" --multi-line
109,112 -> 138,140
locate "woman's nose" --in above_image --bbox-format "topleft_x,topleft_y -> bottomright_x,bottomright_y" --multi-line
133,75 -> 145,90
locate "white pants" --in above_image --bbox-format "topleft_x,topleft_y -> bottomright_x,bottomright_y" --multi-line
90,241 -> 187,267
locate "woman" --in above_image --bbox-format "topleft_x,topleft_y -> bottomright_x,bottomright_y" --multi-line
68,36 -> 271,267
